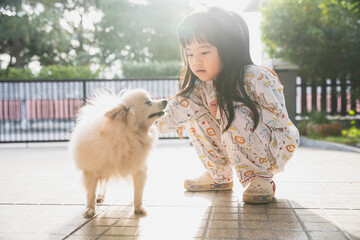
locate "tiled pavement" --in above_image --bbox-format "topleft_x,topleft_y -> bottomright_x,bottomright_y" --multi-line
0,140 -> 359,240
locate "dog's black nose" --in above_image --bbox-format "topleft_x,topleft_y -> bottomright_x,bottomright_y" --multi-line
162,100 -> 167,108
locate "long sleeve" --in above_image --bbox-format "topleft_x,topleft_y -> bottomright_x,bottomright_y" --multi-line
244,66 -> 292,130
154,80 -> 208,134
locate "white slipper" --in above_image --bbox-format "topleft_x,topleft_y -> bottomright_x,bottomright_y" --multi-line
243,177 -> 276,203
184,172 -> 233,191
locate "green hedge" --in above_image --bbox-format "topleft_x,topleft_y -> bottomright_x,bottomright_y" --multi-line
0,68 -> 34,79
37,65 -> 99,79
122,61 -> 182,78
0,62 -> 182,80
0,65 -> 99,80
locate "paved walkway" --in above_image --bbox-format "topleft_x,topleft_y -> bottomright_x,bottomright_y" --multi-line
0,140 -> 359,240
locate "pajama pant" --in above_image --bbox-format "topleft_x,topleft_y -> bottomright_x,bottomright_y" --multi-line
184,103 -> 299,188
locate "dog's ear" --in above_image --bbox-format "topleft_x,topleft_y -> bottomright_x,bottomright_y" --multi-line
104,104 -> 129,122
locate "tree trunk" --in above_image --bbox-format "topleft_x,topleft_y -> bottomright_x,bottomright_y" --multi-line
13,37 -> 23,68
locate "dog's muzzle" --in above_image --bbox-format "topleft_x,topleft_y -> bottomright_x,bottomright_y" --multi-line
148,100 -> 167,119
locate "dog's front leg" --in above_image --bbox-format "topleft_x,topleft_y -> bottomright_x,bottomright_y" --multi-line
83,172 -> 98,218
132,169 -> 147,214
96,179 -> 107,203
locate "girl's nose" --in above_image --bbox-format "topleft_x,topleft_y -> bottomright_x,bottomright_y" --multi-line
192,56 -> 201,65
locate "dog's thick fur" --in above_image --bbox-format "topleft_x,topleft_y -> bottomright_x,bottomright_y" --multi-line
69,89 -> 167,218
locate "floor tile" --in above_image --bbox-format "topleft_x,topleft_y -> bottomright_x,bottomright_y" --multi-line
271,221 -> 303,230
269,214 -> 298,222
208,220 -> 238,229
303,222 -> 340,231
241,220 -> 271,229
104,226 -> 139,236
273,230 -> 309,240
211,212 -> 238,221
73,226 -> 108,236
239,213 -> 268,221
206,228 -> 238,238
309,231 -> 347,240
241,229 -> 274,239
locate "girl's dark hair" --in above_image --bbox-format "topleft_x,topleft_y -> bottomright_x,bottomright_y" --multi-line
177,7 -> 259,132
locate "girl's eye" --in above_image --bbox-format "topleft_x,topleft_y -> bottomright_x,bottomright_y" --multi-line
187,54 -> 193,57
201,51 -> 210,55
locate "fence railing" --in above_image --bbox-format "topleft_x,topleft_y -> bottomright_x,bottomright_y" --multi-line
0,78 -> 181,143
1,76 -> 359,143
295,77 -> 360,119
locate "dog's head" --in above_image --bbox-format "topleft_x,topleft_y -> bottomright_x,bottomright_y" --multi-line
104,89 -> 167,131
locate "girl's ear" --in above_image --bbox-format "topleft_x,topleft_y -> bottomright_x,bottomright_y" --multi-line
104,104 -> 129,122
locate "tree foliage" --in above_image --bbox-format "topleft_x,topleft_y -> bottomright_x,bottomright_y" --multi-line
95,0 -> 189,64
122,61 -> 182,78
261,0 -> 360,80
37,65 -> 99,79
0,0 -> 72,68
0,0 -> 189,75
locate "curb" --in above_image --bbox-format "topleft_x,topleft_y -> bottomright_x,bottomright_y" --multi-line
300,136 -> 360,153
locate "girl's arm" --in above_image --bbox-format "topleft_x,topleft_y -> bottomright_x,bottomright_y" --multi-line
245,66 -> 292,129
154,81 -> 206,134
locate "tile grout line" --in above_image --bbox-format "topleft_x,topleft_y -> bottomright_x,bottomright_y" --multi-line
290,201 -> 316,240
265,204 -> 277,240
238,197 -> 242,240
290,202 -> 354,240
94,217 -> 122,240
202,191 -> 217,240
62,205 -> 112,240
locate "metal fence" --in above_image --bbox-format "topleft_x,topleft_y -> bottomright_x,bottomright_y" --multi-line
0,78 -> 181,143
295,77 -> 360,118
2,76 -> 359,143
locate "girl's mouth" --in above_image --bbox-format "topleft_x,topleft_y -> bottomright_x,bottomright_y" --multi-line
196,70 -> 206,74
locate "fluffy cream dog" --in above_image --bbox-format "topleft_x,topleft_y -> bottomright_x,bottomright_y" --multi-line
69,89 -> 167,218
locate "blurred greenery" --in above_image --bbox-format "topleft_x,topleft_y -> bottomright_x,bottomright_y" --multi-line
0,65 -> 100,79
298,110 -> 360,146
0,0 -> 190,78
0,0 -> 72,68
96,0 -> 189,64
298,111 -> 340,137
261,0 -> 360,81
309,126 -> 360,146
37,65 -> 100,79
304,111 -> 331,125
0,67 -> 34,79
122,61 -> 182,78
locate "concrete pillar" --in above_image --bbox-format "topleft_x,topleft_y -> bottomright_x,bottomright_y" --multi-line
269,61 -> 299,123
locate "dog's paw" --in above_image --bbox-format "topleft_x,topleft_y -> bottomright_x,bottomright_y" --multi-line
96,195 -> 105,203
134,205 -> 147,215
83,207 -> 96,218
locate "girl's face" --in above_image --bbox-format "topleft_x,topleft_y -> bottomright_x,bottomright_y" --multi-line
185,39 -> 222,82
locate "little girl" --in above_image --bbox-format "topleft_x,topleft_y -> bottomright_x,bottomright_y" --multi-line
155,7 -> 300,203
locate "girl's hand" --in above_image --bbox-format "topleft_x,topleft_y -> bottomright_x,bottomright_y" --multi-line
176,126 -> 185,139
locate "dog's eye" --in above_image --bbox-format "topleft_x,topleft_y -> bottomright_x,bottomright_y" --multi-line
145,99 -> 152,105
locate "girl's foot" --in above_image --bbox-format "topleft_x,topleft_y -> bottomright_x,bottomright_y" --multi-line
243,177 -> 276,203
184,172 -> 233,191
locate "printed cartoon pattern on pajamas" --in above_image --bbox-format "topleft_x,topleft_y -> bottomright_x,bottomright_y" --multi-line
155,65 -> 300,187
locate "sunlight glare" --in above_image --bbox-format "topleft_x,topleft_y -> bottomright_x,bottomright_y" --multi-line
189,0 -> 252,12
188,0 -> 262,65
